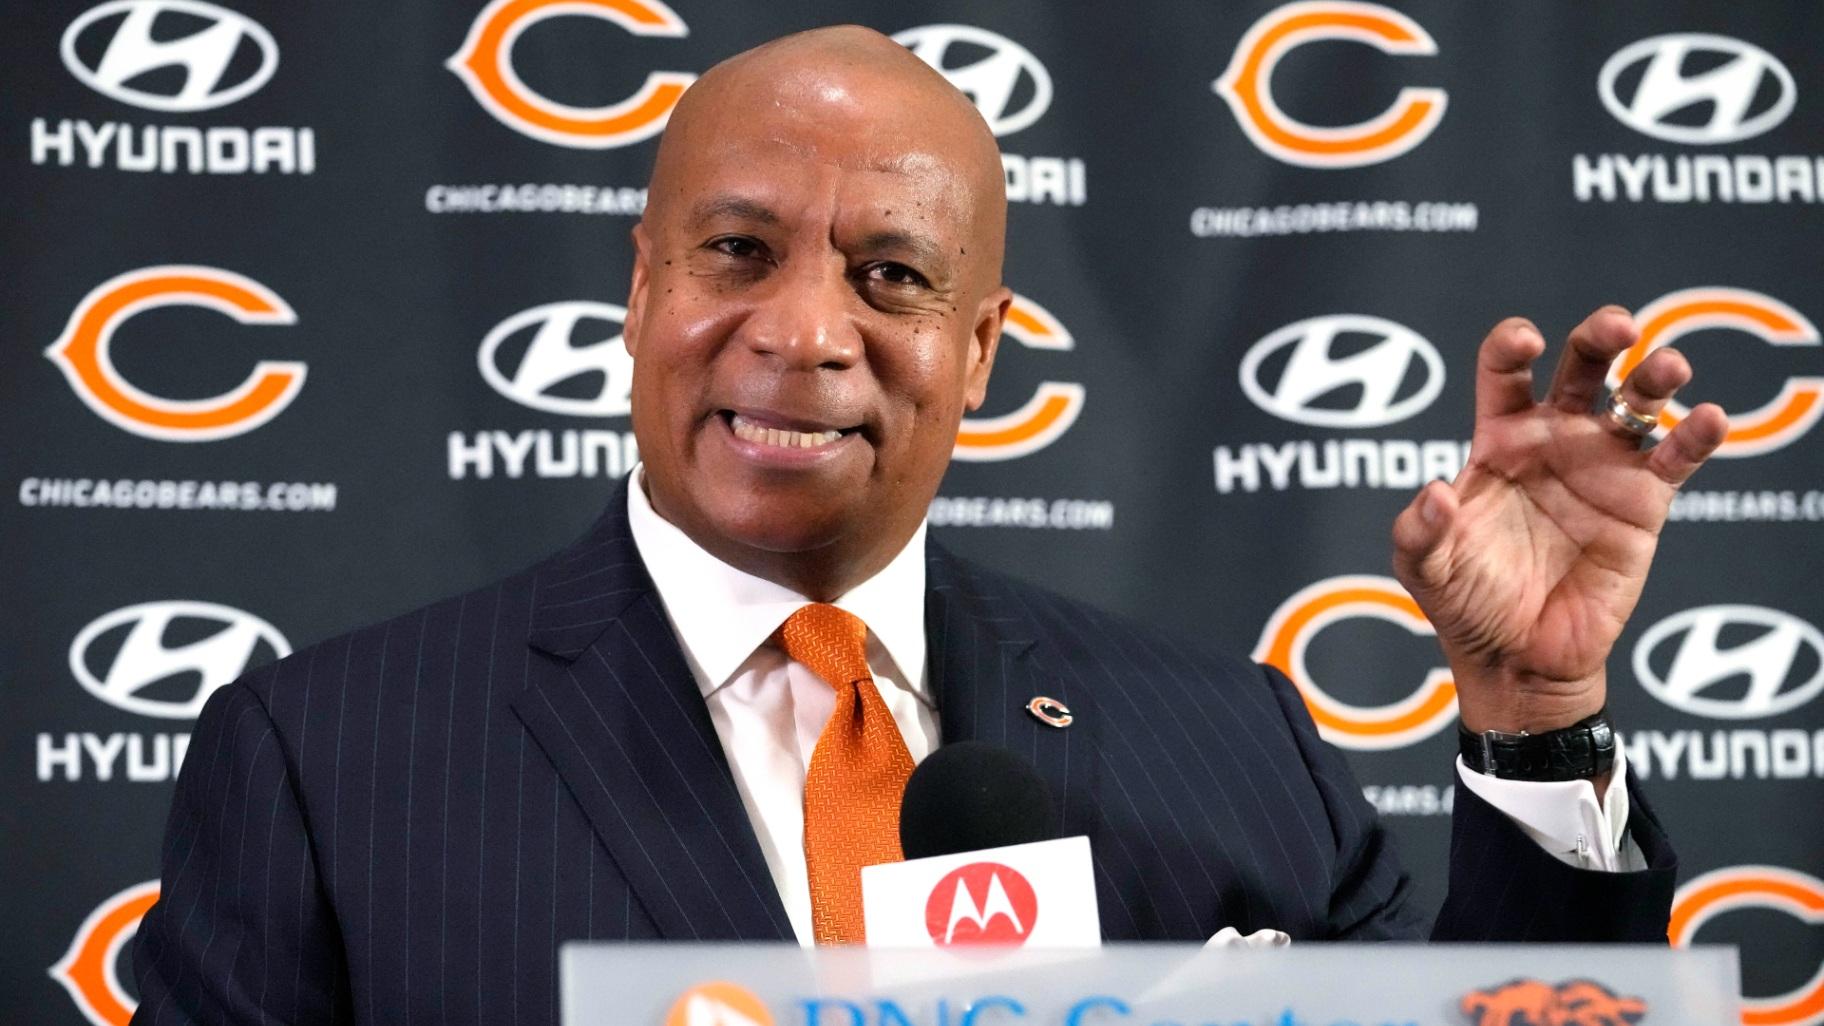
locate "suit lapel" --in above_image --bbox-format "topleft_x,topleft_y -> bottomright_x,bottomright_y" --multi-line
925,544 -> 1100,841
512,486 -> 793,941
511,499 -> 1096,941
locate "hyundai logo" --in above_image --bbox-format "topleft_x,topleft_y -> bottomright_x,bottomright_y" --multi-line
1598,34 -> 1795,145
1239,314 -> 1445,429
62,0 -> 279,113
69,600 -> 290,718
1633,605 -> 1824,719
477,301 -> 634,418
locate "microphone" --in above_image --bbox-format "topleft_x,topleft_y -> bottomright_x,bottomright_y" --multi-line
865,741 -> 1098,947
899,740 -> 1056,860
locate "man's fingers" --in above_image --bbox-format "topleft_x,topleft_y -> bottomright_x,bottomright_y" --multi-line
1547,305 -> 1637,413
1475,318 -> 1546,421
1614,345 -> 1693,424
1391,479 -> 1457,590
1648,402 -> 1729,487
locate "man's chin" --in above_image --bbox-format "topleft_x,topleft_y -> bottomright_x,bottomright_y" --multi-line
704,498 -> 859,557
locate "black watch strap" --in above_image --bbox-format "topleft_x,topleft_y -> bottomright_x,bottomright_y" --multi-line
1458,706 -> 1616,782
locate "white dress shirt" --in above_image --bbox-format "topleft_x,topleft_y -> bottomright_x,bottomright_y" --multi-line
627,468 -> 939,943
1458,749 -> 1642,872
624,466 -> 1639,945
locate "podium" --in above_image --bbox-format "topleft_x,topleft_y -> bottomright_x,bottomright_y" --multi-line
563,943 -> 1738,1025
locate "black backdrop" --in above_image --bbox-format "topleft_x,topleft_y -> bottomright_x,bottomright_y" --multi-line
4,2 -> 1822,1023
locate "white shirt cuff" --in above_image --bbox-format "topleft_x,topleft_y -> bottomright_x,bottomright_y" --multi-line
1454,745 -> 1645,872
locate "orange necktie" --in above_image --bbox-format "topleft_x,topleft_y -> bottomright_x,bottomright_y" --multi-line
779,603 -> 914,945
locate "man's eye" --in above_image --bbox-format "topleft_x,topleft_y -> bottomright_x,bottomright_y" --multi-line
864,262 -> 929,288
709,236 -> 764,259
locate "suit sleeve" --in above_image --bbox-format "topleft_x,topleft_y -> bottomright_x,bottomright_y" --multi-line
131,680 -> 350,1024
1431,768 -> 1677,941
1258,664 -> 1677,942
1257,664 -> 1427,939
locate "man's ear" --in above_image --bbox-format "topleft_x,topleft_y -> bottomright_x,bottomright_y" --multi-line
964,285 -> 1012,411
623,222 -> 652,358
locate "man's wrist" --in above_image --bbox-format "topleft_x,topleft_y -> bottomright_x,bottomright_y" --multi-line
1454,672 -> 1606,734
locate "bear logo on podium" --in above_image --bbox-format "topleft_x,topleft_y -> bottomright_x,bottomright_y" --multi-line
1460,978 -> 1647,1026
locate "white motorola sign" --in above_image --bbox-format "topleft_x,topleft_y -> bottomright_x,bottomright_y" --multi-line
861,836 -> 1099,949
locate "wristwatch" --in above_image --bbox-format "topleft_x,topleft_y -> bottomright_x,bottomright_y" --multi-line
1458,706 -> 1616,781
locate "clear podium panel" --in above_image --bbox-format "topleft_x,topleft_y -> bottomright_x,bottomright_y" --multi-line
563,942 -> 1739,1025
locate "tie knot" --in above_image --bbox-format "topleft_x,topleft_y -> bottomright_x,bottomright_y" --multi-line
779,603 -> 872,690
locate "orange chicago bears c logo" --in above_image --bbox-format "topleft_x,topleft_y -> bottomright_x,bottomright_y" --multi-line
1253,575 -> 1457,750
953,292 -> 1085,461
1610,287 -> 1823,458
1214,0 -> 1447,168
447,0 -> 695,148
1670,865 -> 1824,1026
45,265 -> 305,442
48,881 -> 159,1026
1459,978 -> 1647,1026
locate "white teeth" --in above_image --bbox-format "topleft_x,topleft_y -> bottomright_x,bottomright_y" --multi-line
730,415 -> 843,449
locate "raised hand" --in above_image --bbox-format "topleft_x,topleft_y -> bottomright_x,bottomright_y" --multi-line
1391,307 -> 1728,734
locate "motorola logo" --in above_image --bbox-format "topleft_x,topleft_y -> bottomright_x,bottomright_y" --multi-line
1633,605 -> 1824,720
69,600 -> 290,719
477,301 -> 634,418
61,0 -> 279,113
894,25 -> 1053,138
1598,34 -> 1795,145
1239,314 -> 1445,429
924,862 -> 1038,946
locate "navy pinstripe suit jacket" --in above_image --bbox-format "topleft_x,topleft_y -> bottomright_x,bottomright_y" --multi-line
131,484 -> 1677,1025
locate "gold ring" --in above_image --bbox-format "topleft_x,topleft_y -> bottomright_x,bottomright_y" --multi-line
1605,393 -> 1659,437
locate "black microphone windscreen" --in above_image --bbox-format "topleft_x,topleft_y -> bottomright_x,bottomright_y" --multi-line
899,740 -> 1056,861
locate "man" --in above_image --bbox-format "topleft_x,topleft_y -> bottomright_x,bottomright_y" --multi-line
131,26 -> 1727,1025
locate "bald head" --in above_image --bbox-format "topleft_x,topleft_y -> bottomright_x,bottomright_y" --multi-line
645,25 -> 1007,287
622,25 -> 1017,600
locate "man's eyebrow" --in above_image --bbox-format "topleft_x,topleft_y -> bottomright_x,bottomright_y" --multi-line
857,230 -> 947,270
688,196 -> 780,228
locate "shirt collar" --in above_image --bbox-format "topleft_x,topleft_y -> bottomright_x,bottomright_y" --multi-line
625,465 -> 928,699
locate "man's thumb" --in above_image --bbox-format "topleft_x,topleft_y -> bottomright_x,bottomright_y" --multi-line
1391,479 -> 1456,589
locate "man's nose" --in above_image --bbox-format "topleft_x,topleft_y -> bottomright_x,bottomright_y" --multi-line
740,257 -> 863,371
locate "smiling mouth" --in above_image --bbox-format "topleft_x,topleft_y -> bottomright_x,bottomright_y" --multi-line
724,411 -> 855,450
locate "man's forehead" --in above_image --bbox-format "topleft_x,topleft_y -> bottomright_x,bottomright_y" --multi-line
673,141 -> 973,226
742,134 -> 957,179
686,123 -> 962,174
643,26 -> 1007,276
